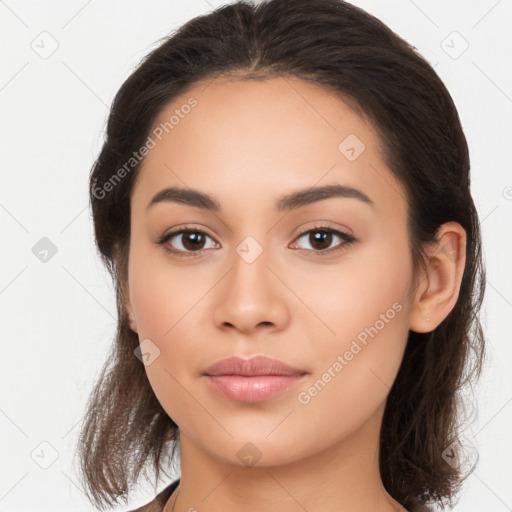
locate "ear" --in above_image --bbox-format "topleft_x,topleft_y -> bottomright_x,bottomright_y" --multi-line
125,291 -> 138,334
409,222 -> 467,333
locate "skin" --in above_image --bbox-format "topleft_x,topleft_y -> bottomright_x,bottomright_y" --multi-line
123,76 -> 467,512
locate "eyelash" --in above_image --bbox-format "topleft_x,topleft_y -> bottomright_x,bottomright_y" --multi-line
156,224 -> 358,258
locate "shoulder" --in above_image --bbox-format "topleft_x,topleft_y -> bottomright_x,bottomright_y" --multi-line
126,480 -> 431,512
127,479 -> 180,512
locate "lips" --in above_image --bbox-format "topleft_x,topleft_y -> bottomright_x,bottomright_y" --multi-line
202,356 -> 308,403
202,355 -> 307,377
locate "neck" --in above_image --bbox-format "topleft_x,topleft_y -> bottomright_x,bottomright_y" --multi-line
166,402 -> 406,512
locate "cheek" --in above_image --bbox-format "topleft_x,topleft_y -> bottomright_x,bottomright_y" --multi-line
291,271 -> 411,446
128,245 -> 204,339
300,235 -> 413,394
127,246 -> 211,394
290,231 -> 412,345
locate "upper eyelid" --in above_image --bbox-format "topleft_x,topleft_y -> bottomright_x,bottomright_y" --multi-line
164,224 -> 347,238
161,225 -> 352,248
295,223 -> 349,236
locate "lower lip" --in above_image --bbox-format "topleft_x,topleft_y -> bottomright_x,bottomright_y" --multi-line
204,374 -> 306,402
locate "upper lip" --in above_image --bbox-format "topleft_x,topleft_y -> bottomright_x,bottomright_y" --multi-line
202,356 -> 307,376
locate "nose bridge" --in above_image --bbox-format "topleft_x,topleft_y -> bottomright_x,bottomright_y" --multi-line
213,230 -> 289,332
235,233 -> 267,267
230,232 -> 272,296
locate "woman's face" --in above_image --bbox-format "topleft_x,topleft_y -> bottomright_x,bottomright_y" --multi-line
125,76 -> 417,467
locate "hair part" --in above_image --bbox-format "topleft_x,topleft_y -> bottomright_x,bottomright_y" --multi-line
76,0 -> 486,509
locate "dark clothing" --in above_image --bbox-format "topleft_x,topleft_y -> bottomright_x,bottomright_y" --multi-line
129,478 -> 433,511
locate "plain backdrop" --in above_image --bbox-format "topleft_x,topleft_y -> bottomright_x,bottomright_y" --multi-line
1,0 -> 511,510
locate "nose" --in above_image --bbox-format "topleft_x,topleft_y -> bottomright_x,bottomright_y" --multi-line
212,245 -> 290,336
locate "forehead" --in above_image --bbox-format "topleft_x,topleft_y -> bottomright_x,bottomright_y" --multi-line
131,76 -> 406,217
149,75 -> 380,161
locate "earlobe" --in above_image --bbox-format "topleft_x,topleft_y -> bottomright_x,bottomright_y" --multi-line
122,282 -> 138,334
126,302 -> 138,333
409,222 -> 467,333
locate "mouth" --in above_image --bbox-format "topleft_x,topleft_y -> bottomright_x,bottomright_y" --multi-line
202,355 -> 308,403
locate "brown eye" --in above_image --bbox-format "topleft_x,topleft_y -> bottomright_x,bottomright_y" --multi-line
292,227 -> 357,255
157,228 -> 218,255
179,231 -> 207,251
307,230 -> 333,251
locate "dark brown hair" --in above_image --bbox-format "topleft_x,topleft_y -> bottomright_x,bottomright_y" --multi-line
76,0 -> 486,509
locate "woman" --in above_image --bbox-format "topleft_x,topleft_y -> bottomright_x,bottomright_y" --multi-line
76,0 -> 486,510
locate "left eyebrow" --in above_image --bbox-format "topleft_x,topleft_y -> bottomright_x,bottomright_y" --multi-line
146,184 -> 374,212
276,184 -> 374,212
